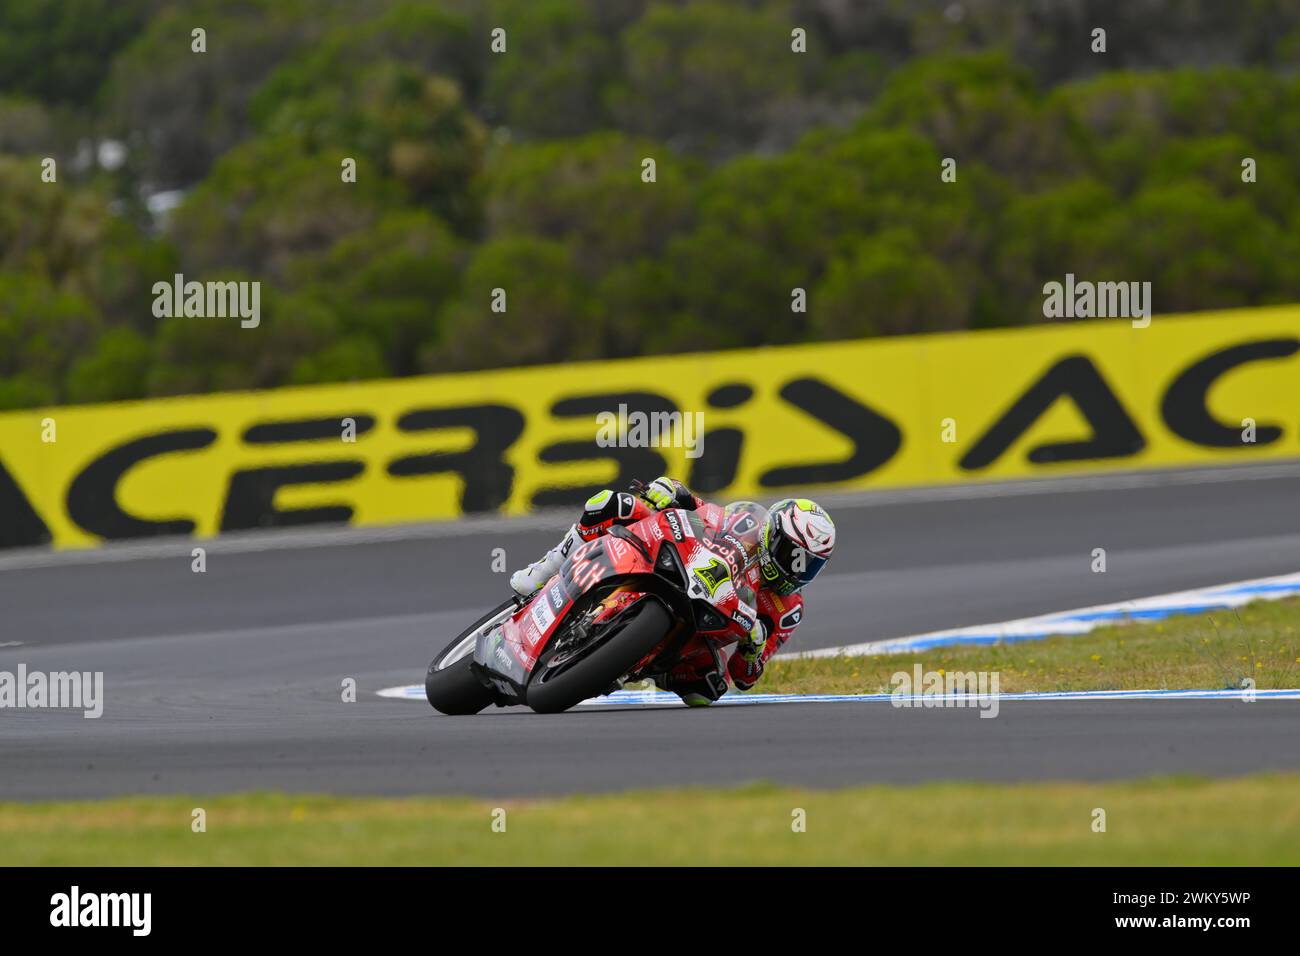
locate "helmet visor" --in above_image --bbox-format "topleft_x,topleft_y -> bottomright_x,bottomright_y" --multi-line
765,529 -> 829,593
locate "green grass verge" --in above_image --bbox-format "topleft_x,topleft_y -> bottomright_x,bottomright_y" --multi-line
758,596 -> 1300,696
3,774 -> 1298,865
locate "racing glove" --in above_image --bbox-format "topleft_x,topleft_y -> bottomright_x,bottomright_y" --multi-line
732,619 -> 769,691
642,476 -> 683,511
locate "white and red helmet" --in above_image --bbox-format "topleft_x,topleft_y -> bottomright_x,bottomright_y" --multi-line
759,498 -> 836,595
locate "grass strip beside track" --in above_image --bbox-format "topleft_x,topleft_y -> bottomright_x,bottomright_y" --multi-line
2,774 -> 1298,865
759,597 -> 1300,696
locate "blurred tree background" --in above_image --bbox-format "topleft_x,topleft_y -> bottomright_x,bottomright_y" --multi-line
2,0 -> 1300,408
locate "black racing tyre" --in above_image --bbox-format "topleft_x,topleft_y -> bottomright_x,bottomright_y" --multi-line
526,599 -> 672,714
425,600 -> 513,715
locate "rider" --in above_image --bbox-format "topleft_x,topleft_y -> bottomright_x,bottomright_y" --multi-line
509,476 -> 836,706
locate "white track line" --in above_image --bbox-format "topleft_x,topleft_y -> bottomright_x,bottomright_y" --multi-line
378,685 -> 1300,705
795,570 -> 1300,658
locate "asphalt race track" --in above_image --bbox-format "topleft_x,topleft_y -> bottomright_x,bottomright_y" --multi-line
3,463 -> 1300,800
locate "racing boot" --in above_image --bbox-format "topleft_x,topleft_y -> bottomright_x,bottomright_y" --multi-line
509,524 -> 584,597
655,670 -> 728,707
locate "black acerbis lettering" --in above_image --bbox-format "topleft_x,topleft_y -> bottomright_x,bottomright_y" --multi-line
220,414 -> 374,531
387,404 -> 524,512
531,392 -> 673,508
242,415 -> 376,444
0,458 -> 52,549
66,429 -> 217,540
220,462 -> 365,531
759,378 -> 903,487
688,382 -> 753,493
959,355 -> 1144,470
1161,339 -> 1300,448
690,432 -> 743,493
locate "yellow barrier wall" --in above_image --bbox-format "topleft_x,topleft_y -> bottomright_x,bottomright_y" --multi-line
1,305 -> 1297,549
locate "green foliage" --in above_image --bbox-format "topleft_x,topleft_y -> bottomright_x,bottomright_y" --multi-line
168,133 -> 407,280
0,156 -> 112,281
254,65 -> 487,232
870,52 -> 1069,180
251,1 -> 481,120
0,96 -> 57,155
480,0 -> 619,136
2,1 -> 1300,409
0,273 -> 102,409
65,327 -> 153,404
812,229 -> 966,339
609,1 -> 800,153
0,0 -> 148,105
103,0 -> 351,188
425,236 -> 596,371
146,285 -> 343,396
484,132 -> 698,274
288,210 -> 463,375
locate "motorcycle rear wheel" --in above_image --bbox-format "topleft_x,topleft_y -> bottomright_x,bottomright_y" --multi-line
526,599 -> 672,714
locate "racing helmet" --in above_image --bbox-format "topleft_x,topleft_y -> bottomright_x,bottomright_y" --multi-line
759,498 -> 836,596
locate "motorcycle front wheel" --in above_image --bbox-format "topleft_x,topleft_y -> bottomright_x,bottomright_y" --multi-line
425,599 -> 515,715
525,598 -> 673,714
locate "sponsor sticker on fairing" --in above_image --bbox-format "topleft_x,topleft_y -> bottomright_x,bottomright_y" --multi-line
664,509 -> 695,542
530,597 -> 557,635
548,583 -> 566,613
493,637 -> 516,672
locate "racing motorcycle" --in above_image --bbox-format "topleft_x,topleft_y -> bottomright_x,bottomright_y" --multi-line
425,482 -> 764,715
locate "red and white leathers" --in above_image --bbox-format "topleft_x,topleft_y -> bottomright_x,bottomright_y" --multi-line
570,479 -> 804,702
